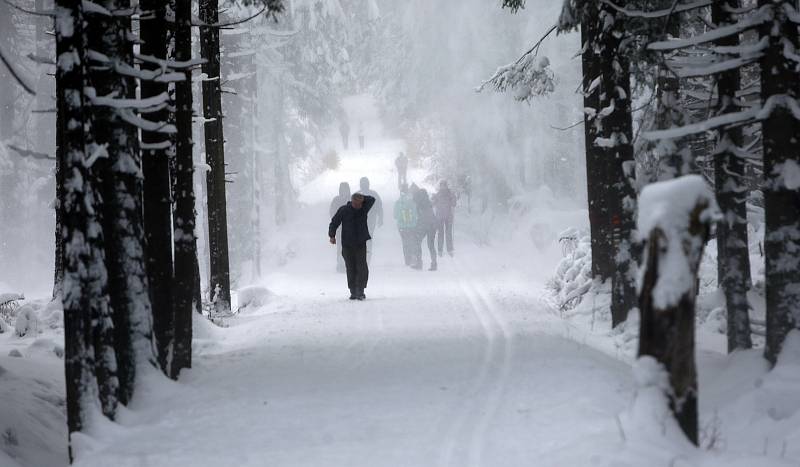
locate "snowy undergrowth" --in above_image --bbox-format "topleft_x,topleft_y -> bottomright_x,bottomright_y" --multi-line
0,298 -> 67,467
538,230 -> 799,463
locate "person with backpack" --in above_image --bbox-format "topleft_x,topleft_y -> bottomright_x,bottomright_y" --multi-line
432,180 -> 457,257
393,184 -> 418,266
330,182 -> 351,272
412,188 -> 438,271
329,193 -> 376,300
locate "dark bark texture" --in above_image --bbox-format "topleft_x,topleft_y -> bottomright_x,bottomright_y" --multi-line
712,0 -> 752,352
758,0 -> 800,364
172,0 -> 201,378
140,0 -> 176,375
200,0 -> 233,313
638,201 -> 712,446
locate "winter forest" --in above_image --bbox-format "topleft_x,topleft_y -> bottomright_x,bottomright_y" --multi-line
0,0 -> 799,465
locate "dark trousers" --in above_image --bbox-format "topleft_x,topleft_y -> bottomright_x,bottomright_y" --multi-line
437,216 -> 454,254
399,229 -> 414,265
342,243 -> 369,292
414,227 -> 437,267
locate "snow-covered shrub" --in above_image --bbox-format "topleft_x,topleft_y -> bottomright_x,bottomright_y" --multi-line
236,286 -> 273,312
0,293 -> 23,323
13,305 -> 39,338
0,317 -> 9,334
547,228 -> 593,311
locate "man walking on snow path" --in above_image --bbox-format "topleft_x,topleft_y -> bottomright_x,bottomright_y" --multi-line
329,193 -> 376,300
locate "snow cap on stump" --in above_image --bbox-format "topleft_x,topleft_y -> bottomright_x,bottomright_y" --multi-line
636,175 -> 720,308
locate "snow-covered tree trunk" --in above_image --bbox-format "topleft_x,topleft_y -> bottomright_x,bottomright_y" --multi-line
595,3 -> 638,327
580,7 -> 615,285
637,175 -> 718,445
712,0 -> 752,352
199,0 -> 232,314
172,0 -> 201,378
55,0 -> 116,456
140,0 -> 177,375
86,0 -> 156,405
758,0 -> 800,364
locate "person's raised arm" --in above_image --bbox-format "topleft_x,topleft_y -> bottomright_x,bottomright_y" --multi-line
363,195 -> 376,213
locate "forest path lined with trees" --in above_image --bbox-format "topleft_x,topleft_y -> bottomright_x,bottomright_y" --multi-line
74,139 -> 633,467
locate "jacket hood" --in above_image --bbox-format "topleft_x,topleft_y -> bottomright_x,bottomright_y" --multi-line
339,182 -> 351,198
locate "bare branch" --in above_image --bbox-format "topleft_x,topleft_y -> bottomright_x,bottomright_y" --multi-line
0,46 -> 36,95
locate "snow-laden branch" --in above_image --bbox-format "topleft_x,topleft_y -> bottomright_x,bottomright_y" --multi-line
135,53 -> 206,70
117,109 -> 177,134
7,144 -> 53,160
89,89 -> 171,110
82,0 -> 111,16
478,24 -> 558,102
671,54 -> 762,78
648,10 -> 767,51
643,107 -> 760,140
478,55 -> 555,102
601,0 -> 711,19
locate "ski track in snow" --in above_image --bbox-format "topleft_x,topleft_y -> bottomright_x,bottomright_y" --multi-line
73,99 -> 638,467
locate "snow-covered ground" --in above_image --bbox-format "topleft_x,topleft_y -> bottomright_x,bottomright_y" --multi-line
2,97 -> 799,466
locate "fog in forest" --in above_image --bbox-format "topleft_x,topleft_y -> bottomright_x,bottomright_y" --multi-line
0,0 -> 583,296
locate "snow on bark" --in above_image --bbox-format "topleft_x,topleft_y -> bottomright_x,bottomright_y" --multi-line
758,0 -> 800,365
86,0 -> 157,405
712,0 -> 753,352
637,174 -> 719,445
56,0 -> 116,457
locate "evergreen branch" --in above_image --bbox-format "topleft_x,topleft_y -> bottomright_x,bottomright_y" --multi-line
601,0 -> 711,19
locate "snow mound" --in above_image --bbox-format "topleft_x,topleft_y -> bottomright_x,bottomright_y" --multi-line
236,286 -> 273,312
14,305 -> 40,338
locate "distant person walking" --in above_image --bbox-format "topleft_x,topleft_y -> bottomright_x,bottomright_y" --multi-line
329,193 -> 376,300
395,152 -> 408,189
359,177 -> 383,262
393,184 -> 418,266
412,188 -> 438,271
433,180 -> 457,257
339,118 -> 350,150
358,122 -> 365,150
330,182 -> 352,273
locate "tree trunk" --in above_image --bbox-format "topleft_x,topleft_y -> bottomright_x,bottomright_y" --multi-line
712,0 -> 752,352
580,10 -> 615,286
759,0 -> 800,364
140,0 -> 176,375
596,3 -> 638,327
638,180 -> 714,446
199,0 -> 232,314
86,0 -> 156,406
55,0 -> 114,458
171,0 -> 201,378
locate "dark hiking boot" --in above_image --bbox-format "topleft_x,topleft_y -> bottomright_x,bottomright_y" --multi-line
357,289 -> 366,300
429,263 -> 437,271
349,290 -> 358,300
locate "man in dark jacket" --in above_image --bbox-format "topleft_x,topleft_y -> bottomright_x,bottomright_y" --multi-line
330,182 -> 351,273
329,193 -> 376,300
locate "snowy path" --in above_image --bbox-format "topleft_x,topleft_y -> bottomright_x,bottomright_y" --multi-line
76,99 -> 632,467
